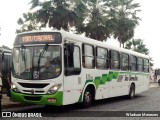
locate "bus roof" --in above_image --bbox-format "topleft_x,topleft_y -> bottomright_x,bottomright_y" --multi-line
16,30 -> 150,59
0,47 -> 12,53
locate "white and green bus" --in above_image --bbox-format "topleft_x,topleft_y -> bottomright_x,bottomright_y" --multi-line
11,30 -> 150,107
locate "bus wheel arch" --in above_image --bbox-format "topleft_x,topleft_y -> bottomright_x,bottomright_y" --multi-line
82,84 -> 96,107
128,83 -> 135,99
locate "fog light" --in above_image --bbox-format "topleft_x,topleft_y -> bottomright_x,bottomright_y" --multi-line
47,98 -> 57,103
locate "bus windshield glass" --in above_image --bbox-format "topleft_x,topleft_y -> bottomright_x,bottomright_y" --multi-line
12,45 -> 61,80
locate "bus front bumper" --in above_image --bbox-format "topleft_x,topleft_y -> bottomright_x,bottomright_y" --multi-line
10,90 -> 63,106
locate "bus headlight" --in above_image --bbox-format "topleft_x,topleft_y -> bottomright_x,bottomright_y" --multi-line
11,84 -> 20,92
47,84 -> 62,94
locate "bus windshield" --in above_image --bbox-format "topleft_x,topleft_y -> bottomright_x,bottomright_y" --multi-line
12,45 -> 61,80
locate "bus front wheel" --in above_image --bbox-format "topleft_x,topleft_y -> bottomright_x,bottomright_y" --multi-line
82,88 -> 93,108
128,84 -> 135,99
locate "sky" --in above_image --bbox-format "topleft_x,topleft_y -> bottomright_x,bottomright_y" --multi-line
0,0 -> 160,68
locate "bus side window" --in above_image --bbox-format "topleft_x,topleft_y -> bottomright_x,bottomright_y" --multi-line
107,50 -> 111,69
64,43 -> 81,76
64,43 -> 74,68
130,55 -> 137,71
144,59 -> 149,73
110,50 -> 120,70
82,44 -> 95,69
121,53 -> 129,71
96,47 -> 108,69
137,57 -> 143,72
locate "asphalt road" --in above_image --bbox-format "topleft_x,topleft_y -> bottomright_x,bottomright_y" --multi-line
1,87 -> 160,120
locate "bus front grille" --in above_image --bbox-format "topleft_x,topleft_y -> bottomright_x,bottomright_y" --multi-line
23,90 -> 45,94
18,82 -> 49,88
24,96 -> 42,101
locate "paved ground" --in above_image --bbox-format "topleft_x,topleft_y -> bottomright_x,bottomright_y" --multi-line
1,82 -> 159,109
1,94 -> 25,109
149,82 -> 159,88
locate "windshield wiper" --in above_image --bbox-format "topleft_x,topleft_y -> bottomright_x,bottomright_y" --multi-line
37,44 -> 48,71
20,45 -> 26,68
20,45 -> 26,61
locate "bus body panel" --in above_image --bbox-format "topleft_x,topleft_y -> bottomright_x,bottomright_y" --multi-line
63,75 -> 82,105
80,70 -> 149,100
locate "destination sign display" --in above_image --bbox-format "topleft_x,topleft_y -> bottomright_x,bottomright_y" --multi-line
22,35 -> 54,43
14,32 -> 62,45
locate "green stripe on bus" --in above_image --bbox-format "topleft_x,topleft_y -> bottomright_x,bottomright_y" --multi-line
78,71 -> 149,103
78,71 -> 119,102
94,77 -> 101,88
11,90 -> 63,106
100,74 -> 107,84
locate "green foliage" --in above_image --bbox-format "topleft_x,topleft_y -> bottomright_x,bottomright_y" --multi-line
125,39 -> 149,55
75,0 -> 112,41
109,0 -> 141,47
16,12 -> 40,33
16,0 -> 141,44
31,0 -> 78,31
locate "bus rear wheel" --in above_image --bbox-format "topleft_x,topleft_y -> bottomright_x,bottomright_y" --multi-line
128,84 -> 135,99
82,88 -> 93,108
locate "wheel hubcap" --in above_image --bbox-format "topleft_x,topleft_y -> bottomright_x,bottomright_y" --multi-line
131,90 -> 134,97
131,88 -> 134,97
85,92 -> 91,103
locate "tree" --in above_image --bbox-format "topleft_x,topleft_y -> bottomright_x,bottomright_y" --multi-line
110,0 -> 141,47
16,12 -> 40,33
16,0 -> 142,45
75,0 -> 112,41
16,0 -> 79,32
29,0 -> 78,31
125,39 -> 149,55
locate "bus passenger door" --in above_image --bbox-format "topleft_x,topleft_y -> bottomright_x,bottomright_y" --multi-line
63,43 -> 82,105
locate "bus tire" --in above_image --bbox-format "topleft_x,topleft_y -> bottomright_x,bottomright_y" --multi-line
128,84 -> 135,99
82,87 -> 93,108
